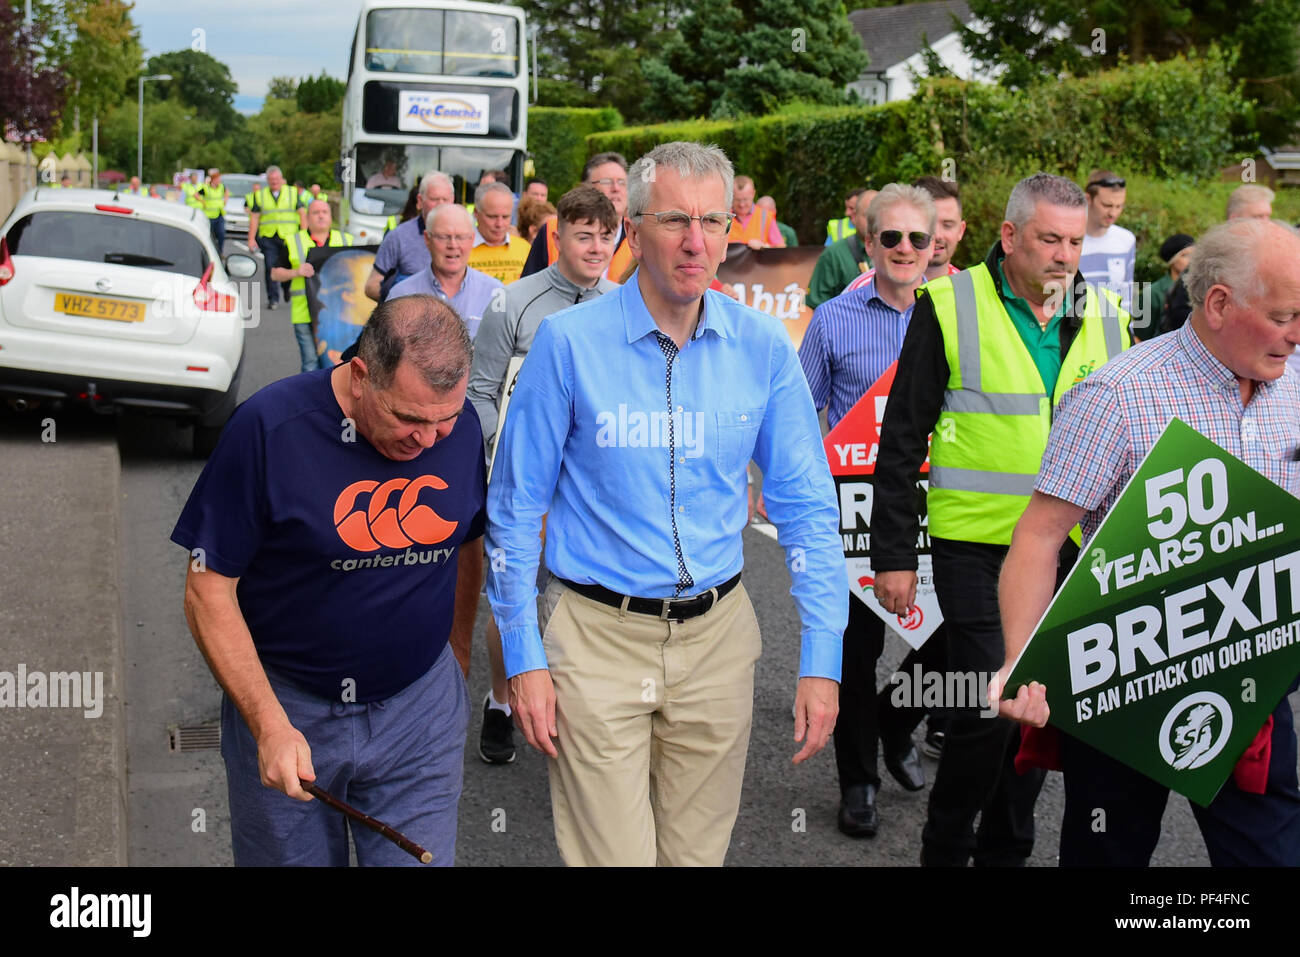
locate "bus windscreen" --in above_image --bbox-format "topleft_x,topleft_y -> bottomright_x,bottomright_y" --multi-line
365,8 -> 519,78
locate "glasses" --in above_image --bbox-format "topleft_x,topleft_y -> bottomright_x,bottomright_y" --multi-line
635,210 -> 734,235
1089,177 -> 1126,189
431,233 -> 473,244
877,230 -> 932,249
591,177 -> 628,189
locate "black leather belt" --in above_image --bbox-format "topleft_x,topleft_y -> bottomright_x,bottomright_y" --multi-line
557,572 -> 741,622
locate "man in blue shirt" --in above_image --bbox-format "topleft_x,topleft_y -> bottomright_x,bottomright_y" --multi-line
486,141 -> 847,866
390,205 -> 504,338
173,296 -> 486,866
799,183 -> 945,838
364,171 -> 455,303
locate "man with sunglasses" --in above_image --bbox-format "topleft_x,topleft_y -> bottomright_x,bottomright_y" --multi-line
1080,170 -> 1136,317
487,141 -> 846,866
870,173 -> 1132,866
799,184 -> 949,837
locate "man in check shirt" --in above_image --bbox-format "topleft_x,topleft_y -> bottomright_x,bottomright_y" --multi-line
996,217 -> 1300,866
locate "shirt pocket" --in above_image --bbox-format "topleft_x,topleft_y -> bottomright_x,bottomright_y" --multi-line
716,409 -> 764,476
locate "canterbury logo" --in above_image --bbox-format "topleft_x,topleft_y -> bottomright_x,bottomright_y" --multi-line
333,476 -> 458,552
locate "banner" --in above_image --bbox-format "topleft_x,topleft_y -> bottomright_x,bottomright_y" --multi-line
716,245 -> 821,351
824,361 -> 940,649
305,245 -> 379,367
1006,419 -> 1300,805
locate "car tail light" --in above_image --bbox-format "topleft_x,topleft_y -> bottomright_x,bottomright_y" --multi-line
94,204 -> 135,215
193,262 -> 236,312
0,238 -> 12,285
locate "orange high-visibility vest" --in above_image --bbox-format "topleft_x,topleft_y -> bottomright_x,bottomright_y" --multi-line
728,208 -> 774,245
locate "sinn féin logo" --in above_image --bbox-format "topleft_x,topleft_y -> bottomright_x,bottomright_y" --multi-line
333,476 -> 458,552
897,606 -> 924,631
1157,691 -> 1234,771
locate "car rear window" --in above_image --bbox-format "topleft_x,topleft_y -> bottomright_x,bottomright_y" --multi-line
4,211 -> 209,278
223,177 -> 263,199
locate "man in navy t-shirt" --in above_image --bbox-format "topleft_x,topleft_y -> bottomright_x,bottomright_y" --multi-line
172,294 -> 486,866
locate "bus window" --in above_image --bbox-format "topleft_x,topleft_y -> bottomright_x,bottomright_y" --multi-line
353,144 -> 440,215
445,12 -> 518,78
440,146 -> 521,199
365,9 -> 444,74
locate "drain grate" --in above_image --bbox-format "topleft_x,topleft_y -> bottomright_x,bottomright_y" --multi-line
168,722 -> 221,753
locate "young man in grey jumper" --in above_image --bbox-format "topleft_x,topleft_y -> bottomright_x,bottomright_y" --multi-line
467,183 -> 621,763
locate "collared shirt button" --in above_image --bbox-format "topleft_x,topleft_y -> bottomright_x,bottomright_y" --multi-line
679,456 -> 686,464
740,414 -> 748,422
678,506 -> 685,513
676,405 -> 683,413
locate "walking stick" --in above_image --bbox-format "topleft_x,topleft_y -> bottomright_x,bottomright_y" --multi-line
300,779 -> 434,864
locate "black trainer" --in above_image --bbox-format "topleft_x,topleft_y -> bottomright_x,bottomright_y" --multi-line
921,728 -> 945,759
478,695 -> 516,764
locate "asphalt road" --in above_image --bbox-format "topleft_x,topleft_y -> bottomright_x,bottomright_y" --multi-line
4,237 -> 1223,866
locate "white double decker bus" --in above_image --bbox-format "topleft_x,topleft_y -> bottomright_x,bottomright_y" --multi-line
340,0 -> 529,244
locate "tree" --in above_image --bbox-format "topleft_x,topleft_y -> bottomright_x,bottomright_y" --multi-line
267,76 -> 298,101
60,0 -> 142,137
297,72 -> 345,114
145,49 -> 241,140
642,0 -> 868,120
960,0 -> 1300,145
0,2 -> 69,140
519,0 -> 685,124
960,0 -> 1089,90
246,98 -> 343,186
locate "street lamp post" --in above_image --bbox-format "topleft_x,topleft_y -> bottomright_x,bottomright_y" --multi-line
137,74 -> 173,182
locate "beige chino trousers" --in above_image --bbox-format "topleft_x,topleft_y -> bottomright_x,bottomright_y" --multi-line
538,577 -> 763,866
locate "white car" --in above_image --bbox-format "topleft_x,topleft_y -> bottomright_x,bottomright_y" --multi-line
221,173 -> 266,237
0,187 -> 258,455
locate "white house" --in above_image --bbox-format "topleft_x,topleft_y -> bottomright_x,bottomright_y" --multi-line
846,0 -> 999,104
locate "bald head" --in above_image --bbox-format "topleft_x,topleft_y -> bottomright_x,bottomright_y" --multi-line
306,199 -> 332,233
427,203 -> 472,234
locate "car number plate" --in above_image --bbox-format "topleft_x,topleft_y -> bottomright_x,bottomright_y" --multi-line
54,292 -> 145,323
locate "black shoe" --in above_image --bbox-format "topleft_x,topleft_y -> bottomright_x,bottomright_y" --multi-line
837,783 -> 879,838
478,695 -> 516,764
921,729 -> 945,759
883,743 -> 926,791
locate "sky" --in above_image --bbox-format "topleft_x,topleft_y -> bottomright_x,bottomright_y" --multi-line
131,0 -> 360,114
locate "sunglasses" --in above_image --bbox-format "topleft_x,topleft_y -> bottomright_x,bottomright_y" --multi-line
877,229 -> 932,250
1089,177 -> 1126,189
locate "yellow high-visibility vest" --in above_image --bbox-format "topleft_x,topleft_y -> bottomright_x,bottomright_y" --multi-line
252,186 -> 303,239
200,184 -> 227,219
925,262 -> 1131,545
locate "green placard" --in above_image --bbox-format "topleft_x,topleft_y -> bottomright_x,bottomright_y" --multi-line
1006,418 -> 1300,806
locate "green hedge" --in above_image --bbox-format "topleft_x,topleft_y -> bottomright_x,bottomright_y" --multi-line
584,49 -> 1251,244
527,107 -> 624,192
588,101 -> 938,242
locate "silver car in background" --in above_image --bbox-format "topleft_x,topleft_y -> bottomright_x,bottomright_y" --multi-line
220,173 -> 267,237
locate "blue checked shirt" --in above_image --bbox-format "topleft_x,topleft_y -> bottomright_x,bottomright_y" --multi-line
1038,321 -> 1300,542
798,277 -> 915,429
486,276 -> 848,680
